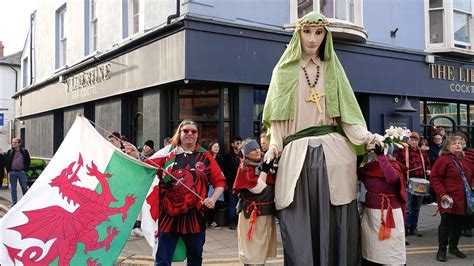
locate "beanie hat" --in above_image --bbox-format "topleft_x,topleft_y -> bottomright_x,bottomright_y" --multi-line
144,140 -> 154,150
240,139 -> 260,156
410,132 -> 420,140
454,130 -> 468,142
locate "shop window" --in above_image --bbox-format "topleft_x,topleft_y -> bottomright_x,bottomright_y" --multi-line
460,104 -> 468,125
253,89 -> 267,139
421,100 -> 474,146
179,98 -> 220,120
470,105 -> 474,125
426,0 -> 473,54
131,96 -> 143,146
223,87 -> 230,119
173,87 -> 232,154
426,101 -> 457,123
253,89 -> 267,121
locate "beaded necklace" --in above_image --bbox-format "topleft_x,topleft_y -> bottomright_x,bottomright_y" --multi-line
302,62 -> 325,113
302,64 -> 320,88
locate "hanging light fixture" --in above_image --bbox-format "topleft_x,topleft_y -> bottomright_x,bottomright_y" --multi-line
395,96 -> 417,112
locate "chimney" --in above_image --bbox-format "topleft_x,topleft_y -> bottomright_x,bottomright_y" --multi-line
0,41 -> 4,59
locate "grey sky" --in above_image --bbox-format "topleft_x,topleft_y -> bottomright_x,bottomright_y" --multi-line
0,0 -> 36,56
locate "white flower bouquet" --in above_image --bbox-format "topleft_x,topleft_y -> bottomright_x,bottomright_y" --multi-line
383,126 -> 410,149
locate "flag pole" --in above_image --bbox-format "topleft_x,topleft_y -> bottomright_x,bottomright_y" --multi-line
79,114 -> 204,201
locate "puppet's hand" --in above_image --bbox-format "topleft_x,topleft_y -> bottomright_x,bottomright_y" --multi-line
374,144 -> 384,156
264,145 -> 278,164
367,133 -> 385,150
259,161 -> 273,173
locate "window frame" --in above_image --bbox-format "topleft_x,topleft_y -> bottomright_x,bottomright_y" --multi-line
56,5 -> 67,68
22,57 -> 28,88
90,0 -> 98,52
291,0 -> 364,26
425,0 -> 474,53
129,0 -> 144,35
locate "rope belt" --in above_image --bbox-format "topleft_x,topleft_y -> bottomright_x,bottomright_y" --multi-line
244,199 -> 274,240
377,193 -> 396,241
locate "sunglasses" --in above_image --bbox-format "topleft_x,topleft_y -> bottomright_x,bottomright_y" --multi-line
181,129 -> 198,134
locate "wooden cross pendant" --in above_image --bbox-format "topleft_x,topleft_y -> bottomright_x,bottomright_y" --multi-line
306,89 -> 325,113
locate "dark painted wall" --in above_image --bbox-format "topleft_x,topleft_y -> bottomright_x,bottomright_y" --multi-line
366,94 -> 420,134
184,19 -> 473,103
184,20 -> 290,85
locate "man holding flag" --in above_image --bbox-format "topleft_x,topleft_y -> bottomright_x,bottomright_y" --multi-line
146,120 -> 226,266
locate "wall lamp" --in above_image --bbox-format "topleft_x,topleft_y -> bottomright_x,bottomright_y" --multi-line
395,96 -> 417,112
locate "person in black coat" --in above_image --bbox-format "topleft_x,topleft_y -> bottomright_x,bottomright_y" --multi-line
6,138 -> 31,206
222,136 -> 242,229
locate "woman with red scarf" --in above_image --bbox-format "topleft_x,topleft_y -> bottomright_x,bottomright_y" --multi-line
358,145 -> 407,265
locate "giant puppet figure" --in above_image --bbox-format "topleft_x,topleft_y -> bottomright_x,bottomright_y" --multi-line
262,11 -> 384,265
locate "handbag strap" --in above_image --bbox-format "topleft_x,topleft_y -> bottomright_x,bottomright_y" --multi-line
449,157 -> 471,190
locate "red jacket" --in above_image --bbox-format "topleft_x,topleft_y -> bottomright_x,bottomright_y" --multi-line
430,154 -> 473,215
394,145 -> 431,179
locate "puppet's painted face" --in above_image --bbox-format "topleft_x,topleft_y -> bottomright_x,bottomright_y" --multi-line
300,26 -> 326,56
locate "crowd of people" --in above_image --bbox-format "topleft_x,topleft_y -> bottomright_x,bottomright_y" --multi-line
3,11 -> 473,266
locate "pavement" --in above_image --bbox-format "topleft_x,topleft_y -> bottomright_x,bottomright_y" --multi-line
1,185 -> 473,265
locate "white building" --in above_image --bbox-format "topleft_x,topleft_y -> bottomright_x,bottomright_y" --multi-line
0,41 -> 20,152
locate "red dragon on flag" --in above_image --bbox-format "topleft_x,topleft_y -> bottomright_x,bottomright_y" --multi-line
5,154 -> 136,265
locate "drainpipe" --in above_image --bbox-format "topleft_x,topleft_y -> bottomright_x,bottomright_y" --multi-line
167,0 -> 180,25
29,11 -> 36,85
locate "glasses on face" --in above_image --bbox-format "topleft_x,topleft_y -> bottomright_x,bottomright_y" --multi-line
180,129 -> 198,135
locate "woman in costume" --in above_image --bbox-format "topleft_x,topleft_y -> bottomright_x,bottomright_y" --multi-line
430,136 -> 472,262
147,120 -> 226,265
262,11 -> 383,265
358,146 -> 407,265
233,139 -> 276,265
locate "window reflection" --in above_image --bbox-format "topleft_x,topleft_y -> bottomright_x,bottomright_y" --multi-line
421,100 -> 474,147
298,0 -> 313,18
179,97 -> 219,120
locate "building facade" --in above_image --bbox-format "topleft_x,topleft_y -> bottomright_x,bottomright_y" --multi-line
15,0 -> 474,158
0,42 -> 20,152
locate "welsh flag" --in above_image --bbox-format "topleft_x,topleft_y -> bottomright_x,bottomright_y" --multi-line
0,115 -> 157,265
